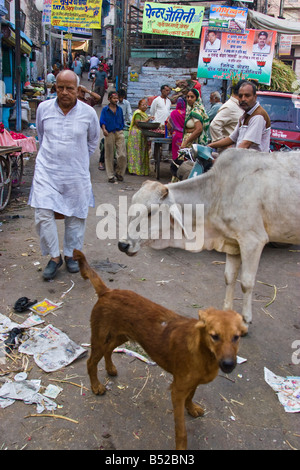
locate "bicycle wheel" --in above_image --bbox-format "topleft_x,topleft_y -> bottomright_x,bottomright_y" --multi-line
11,153 -> 24,187
0,155 -> 12,210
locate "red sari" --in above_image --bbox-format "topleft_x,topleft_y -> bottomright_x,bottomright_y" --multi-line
168,98 -> 186,160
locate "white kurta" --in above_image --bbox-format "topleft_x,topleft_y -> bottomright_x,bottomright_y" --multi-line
29,99 -> 100,219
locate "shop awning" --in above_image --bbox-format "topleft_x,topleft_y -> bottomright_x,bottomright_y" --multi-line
1,20 -> 33,54
247,9 -> 300,35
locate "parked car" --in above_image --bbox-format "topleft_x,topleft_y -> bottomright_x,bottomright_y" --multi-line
257,91 -> 300,151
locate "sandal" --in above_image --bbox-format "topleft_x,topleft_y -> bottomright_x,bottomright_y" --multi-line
98,164 -> 105,171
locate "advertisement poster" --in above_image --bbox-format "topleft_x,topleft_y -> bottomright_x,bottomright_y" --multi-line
142,2 -> 204,38
51,0 -> 102,29
279,35 -> 293,56
42,0 -> 52,25
208,5 -> 248,34
198,27 -> 277,85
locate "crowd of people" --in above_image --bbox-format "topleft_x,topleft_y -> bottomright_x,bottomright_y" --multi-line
30,65 -> 271,280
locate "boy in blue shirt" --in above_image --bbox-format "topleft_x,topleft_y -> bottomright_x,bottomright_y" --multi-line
100,91 -> 127,182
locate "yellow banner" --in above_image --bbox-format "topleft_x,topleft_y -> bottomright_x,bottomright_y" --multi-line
142,2 -> 204,38
51,0 -> 102,29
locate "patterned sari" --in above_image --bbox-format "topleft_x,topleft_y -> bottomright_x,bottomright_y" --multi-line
182,89 -> 209,148
127,109 -> 149,175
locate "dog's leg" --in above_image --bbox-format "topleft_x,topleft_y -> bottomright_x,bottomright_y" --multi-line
171,383 -> 188,450
104,334 -> 128,376
104,351 -> 118,376
87,346 -> 106,395
185,387 -> 205,417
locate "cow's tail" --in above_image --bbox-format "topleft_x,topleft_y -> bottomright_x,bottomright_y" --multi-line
73,249 -> 109,297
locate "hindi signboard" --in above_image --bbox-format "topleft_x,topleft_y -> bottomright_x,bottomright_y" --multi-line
279,35 -> 293,56
197,27 -> 277,85
51,0 -> 102,29
208,5 -> 248,34
142,2 -> 204,39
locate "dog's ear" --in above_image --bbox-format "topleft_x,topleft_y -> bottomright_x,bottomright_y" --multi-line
195,309 -> 208,329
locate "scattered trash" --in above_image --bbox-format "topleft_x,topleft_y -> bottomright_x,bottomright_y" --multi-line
4,328 -> 24,354
25,413 -> 78,424
113,347 -> 156,366
14,297 -> 37,313
92,259 -> 126,274
156,279 -> 174,286
49,377 -> 89,392
237,356 -> 247,364
0,314 -> 20,336
0,379 -> 57,413
257,281 -> 278,308
264,367 -> 300,413
19,324 -> 87,372
43,384 -> 63,399
29,299 -> 63,316
14,372 -> 28,382
18,314 -> 44,329
60,280 -> 75,298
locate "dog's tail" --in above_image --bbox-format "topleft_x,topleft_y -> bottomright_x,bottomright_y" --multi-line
73,249 -> 109,297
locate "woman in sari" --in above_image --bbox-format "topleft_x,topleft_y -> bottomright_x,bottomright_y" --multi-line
181,88 -> 209,149
127,98 -> 151,175
167,97 -> 186,161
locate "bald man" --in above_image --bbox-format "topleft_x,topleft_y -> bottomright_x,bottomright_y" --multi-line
29,70 -> 100,280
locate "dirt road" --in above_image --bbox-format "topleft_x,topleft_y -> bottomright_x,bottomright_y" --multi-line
0,75 -> 299,451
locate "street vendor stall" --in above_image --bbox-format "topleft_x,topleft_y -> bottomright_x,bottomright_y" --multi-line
0,146 -> 22,210
0,128 -> 37,155
0,127 -> 37,210
148,136 -> 172,180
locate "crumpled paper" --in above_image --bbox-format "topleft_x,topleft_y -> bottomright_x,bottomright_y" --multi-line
19,324 -> 87,372
264,367 -> 300,413
0,379 -> 57,413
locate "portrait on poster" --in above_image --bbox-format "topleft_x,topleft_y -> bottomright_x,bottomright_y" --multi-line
252,31 -> 272,55
205,30 -> 222,50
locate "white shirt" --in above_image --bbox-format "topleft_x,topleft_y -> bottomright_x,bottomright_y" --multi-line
230,102 -> 271,152
253,43 -> 270,54
150,96 -> 171,124
205,38 -> 221,50
89,56 -> 99,68
29,99 -> 100,219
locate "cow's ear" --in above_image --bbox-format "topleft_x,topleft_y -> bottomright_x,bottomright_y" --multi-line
160,185 -> 169,200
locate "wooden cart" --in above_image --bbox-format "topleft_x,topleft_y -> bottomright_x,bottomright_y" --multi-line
0,146 -> 23,211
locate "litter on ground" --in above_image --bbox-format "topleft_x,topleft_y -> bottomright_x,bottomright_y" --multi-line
264,367 -> 300,413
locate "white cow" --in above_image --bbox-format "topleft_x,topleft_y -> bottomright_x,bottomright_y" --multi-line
118,149 -> 300,325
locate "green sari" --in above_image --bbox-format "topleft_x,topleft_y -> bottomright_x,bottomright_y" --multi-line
127,109 -> 149,175
182,90 -> 209,147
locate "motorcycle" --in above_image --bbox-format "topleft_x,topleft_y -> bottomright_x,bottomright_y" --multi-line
88,66 -> 98,81
174,144 -> 214,180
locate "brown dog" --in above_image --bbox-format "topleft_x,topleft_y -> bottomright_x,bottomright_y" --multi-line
73,249 -> 246,450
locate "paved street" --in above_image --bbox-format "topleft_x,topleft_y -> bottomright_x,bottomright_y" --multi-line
0,72 -> 299,451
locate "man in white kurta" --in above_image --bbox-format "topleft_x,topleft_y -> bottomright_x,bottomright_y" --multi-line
29,70 -> 100,280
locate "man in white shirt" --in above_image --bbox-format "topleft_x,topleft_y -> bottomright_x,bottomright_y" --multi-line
89,53 -> 99,69
205,31 -> 221,50
210,81 -> 245,144
150,85 -> 172,124
253,31 -> 271,54
208,81 -> 271,153
29,70 -> 100,280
